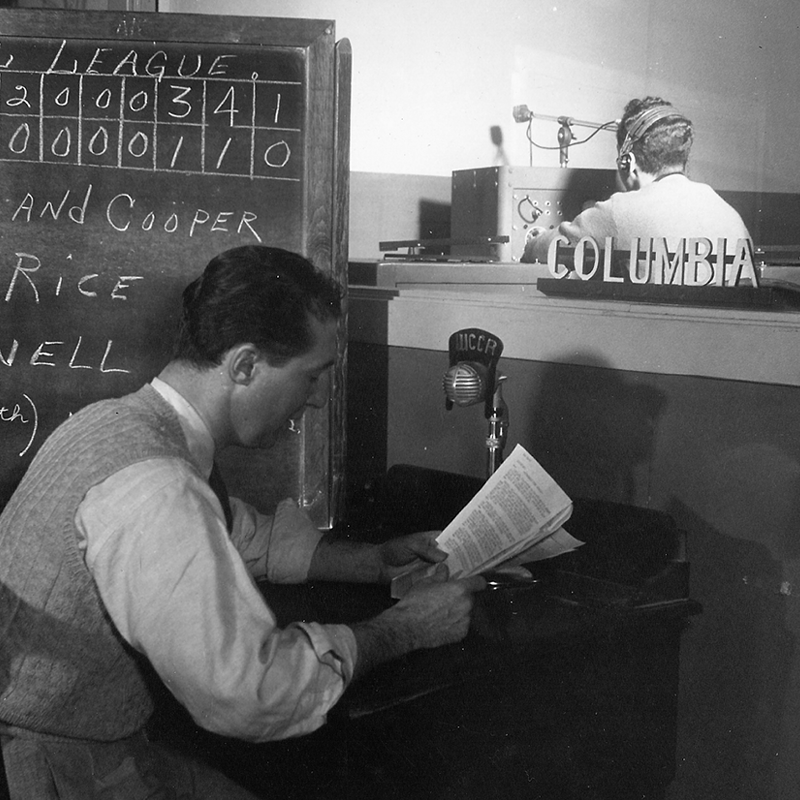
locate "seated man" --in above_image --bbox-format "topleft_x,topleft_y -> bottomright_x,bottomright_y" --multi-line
522,96 -> 751,264
0,244 -> 485,798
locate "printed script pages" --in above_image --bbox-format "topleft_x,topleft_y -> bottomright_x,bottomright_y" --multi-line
436,444 -> 582,578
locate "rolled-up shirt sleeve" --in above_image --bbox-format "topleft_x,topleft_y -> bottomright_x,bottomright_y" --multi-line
229,496 -> 324,583
78,458 -> 357,742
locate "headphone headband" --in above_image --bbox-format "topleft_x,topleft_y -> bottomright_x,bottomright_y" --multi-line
618,105 -> 688,158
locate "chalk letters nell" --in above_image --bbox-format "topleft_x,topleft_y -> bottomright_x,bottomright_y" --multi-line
2,253 -> 134,374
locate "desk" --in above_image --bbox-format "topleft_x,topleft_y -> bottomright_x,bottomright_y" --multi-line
255,569 -> 697,800
343,589 -> 695,800
257,471 -> 700,799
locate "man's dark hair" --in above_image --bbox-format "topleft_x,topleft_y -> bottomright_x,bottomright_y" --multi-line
173,245 -> 343,367
617,96 -> 694,175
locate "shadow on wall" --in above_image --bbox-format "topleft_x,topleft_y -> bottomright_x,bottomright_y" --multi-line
665,499 -> 795,800
512,351 -> 800,798
524,355 -> 666,506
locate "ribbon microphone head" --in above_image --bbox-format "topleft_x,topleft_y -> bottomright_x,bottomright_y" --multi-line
443,328 -> 504,418
443,361 -> 489,408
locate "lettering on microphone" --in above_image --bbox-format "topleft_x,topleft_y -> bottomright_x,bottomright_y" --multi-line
454,331 -> 501,358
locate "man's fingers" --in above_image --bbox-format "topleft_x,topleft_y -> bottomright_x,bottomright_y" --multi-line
460,574 -> 487,593
410,531 -> 448,562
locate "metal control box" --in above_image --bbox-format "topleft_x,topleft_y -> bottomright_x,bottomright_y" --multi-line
450,166 -> 618,262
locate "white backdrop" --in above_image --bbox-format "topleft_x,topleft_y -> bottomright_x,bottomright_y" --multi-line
160,0 -> 798,194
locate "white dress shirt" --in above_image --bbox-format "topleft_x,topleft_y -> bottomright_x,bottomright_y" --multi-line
75,378 -> 357,742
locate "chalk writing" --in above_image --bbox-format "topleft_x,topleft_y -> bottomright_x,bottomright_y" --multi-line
0,37 -> 303,181
1,337 -> 129,373
104,193 -> 261,240
3,252 -> 144,304
1,392 -> 38,456
8,184 -> 264,242
2,250 -> 135,376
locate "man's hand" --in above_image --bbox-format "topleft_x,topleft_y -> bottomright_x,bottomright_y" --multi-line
390,564 -> 486,649
376,530 -> 448,583
307,530 -> 447,584
350,565 -> 486,679
521,225 -> 550,263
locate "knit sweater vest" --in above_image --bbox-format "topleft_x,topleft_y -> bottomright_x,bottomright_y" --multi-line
0,384 -> 196,741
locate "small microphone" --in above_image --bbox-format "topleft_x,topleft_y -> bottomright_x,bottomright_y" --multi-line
513,104 -> 533,123
557,115 -> 574,126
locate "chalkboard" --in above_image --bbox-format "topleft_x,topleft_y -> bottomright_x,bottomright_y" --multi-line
0,9 -> 352,527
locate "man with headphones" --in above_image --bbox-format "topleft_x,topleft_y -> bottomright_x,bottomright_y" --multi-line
522,96 -> 751,265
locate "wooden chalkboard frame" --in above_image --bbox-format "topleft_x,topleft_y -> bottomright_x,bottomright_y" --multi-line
0,9 -> 351,528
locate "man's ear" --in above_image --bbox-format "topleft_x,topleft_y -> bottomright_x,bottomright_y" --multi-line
617,151 -> 639,190
227,344 -> 260,385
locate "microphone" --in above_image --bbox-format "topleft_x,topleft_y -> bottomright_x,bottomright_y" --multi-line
443,328 -> 508,477
513,104 -> 533,123
557,115 -> 574,126
443,361 -> 488,408
443,328 -> 503,417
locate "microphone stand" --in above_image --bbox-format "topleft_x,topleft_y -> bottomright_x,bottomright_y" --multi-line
558,120 -> 573,167
513,105 -> 618,168
486,375 -> 508,477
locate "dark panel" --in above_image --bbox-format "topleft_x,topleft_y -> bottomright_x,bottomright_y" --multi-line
0,10 -> 346,523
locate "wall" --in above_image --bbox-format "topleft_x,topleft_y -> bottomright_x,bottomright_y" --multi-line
348,287 -> 800,800
349,172 -> 451,260
355,345 -> 800,800
163,0 -> 799,194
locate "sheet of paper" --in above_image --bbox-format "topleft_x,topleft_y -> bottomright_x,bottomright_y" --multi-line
435,444 -> 573,578
503,526 -> 584,565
